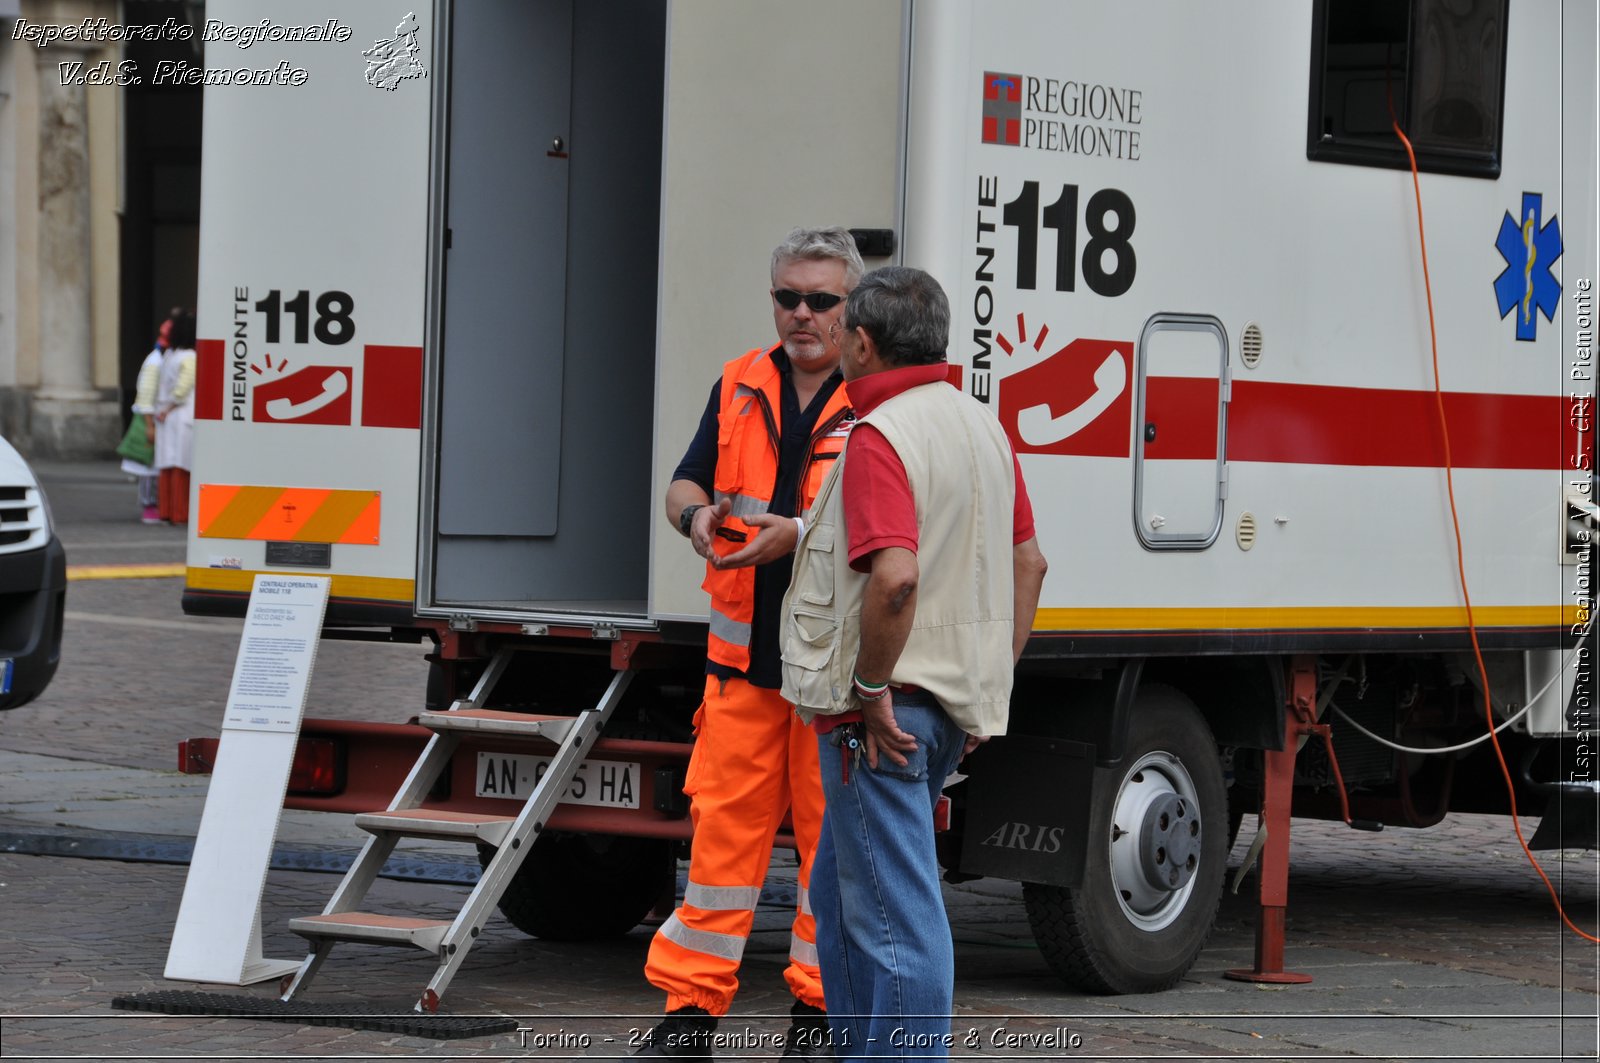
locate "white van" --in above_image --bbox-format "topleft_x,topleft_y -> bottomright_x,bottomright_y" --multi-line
0,435 -> 66,709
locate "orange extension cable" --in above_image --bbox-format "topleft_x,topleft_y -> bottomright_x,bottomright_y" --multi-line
1390,114 -> 1599,946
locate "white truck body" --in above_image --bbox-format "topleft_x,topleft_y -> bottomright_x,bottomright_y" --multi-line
188,0 -> 1593,667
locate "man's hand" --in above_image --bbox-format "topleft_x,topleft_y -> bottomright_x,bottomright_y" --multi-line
861,690 -> 917,769
960,733 -> 988,763
714,511 -> 799,569
689,498 -> 732,562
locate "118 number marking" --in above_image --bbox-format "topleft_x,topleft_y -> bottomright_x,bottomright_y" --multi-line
254,289 -> 356,345
1002,182 -> 1136,297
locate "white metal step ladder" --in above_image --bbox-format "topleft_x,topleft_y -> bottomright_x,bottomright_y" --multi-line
279,650 -> 634,1012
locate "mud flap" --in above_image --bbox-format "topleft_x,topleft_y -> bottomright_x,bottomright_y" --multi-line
1529,783 -> 1600,851
957,736 -> 1094,887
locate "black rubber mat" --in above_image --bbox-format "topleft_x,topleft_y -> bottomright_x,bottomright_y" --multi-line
111,989 -> 518,1040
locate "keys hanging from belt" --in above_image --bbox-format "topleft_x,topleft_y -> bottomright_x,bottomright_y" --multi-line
830,722 -> 862,784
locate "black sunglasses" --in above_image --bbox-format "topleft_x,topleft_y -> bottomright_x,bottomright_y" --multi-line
772,289 -> 844,312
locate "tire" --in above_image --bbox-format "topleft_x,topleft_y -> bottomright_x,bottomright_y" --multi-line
1023,685 -> 1227,994
478,831 -> 671,941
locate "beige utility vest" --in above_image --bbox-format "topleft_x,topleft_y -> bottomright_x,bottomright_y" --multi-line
780,379 -> 1017,736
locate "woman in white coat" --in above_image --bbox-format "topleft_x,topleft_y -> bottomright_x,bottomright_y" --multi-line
154,310 -> 197,524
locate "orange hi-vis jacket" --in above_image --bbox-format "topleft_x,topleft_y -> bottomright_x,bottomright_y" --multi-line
703,346 -> 853,672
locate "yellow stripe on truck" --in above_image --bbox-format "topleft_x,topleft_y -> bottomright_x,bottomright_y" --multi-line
1031,604 -> 1579,632
198,484 -> 380,544
186,567 -> 415,603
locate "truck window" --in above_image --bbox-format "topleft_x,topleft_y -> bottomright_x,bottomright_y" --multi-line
1307,0 -> 1506,178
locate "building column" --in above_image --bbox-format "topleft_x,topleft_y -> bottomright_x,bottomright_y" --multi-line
27,20 -> 119,459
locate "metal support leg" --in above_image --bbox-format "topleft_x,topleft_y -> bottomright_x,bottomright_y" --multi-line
279,941 -> 333,1001
1226,656 -> 1315,985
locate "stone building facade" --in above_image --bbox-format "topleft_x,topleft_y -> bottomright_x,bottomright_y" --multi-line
1,0 -> 127,458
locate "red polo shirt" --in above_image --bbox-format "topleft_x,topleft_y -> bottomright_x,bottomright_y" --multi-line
842,363 -> 1036,571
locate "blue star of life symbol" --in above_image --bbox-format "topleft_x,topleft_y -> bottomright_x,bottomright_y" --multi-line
1493,192 -> 1562,342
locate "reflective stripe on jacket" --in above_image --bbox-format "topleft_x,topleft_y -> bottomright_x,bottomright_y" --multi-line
703,346 -> 852,672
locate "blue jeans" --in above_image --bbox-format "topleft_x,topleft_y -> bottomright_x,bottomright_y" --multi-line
811,690 -> 968,1062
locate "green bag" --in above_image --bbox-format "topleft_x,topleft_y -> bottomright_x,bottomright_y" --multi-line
115,414 -> 154,467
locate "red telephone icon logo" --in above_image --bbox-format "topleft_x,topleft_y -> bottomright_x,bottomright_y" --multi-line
252,364 -> 354,426
997,338 -> 1133,458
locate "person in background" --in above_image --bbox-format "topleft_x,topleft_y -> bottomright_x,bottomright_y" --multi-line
125,314 -> 173,523
781,266 -> 1047,1061
154,310 -> 197,525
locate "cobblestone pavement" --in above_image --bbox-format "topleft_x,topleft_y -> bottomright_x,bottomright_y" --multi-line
1,806 -> 1595,1062
0,570 -> 433,773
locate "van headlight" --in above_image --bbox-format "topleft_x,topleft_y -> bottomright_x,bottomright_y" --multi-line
35,484 -> 54,534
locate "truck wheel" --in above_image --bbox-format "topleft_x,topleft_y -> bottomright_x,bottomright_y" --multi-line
478,832 -> 670,941
1023,686 -> 1227,994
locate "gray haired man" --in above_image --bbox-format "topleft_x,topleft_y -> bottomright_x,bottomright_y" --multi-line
782,266 -> 1047,1060
640,228 -> 865,1059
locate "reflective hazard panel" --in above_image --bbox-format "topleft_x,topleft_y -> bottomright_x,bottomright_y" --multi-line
198,485 -> 380,544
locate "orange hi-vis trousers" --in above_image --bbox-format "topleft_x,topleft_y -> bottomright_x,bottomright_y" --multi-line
643,676 -> 826,1015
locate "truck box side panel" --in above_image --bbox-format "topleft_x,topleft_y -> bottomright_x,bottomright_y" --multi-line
647,0 -> 908,621
186,0 -> 430,621
906,0 -> 1587,652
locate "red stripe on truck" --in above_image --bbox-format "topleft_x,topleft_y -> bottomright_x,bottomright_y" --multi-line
196,339 -> 224,421
1105,376 -> 1579,470
1228,381 -> 1580,470
361,345 -> 424,429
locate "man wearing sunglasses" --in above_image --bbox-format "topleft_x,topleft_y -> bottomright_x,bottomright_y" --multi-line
639,227 -> 864,1059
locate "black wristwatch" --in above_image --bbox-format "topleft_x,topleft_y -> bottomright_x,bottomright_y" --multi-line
678,504 -> 705,538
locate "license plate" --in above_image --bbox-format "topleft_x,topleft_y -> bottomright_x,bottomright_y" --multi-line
474,752 -> 641,809
1,659 -> 11,695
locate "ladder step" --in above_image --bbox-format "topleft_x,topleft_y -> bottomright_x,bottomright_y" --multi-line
288,913 -> 451,954
354,809 -> 514,846
420,708 -> 577,740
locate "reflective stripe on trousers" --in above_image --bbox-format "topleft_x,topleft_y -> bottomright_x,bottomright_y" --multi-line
643,676 -> 826,1015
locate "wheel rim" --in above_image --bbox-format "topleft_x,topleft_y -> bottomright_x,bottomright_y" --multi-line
1107,750 -> 1203,932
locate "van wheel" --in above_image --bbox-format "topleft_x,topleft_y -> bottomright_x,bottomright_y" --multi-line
478,832 -> 671,941
1023,686 -> 1226,994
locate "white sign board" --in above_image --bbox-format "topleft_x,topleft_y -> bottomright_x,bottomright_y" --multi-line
223,578 -> 330,732
165,575 -> 330,985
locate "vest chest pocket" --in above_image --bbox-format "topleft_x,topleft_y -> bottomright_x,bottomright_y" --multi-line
713,396 -> 747,495
794,523 -> 836,606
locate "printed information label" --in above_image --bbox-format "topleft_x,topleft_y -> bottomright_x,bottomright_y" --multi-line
222,575 -> 330,732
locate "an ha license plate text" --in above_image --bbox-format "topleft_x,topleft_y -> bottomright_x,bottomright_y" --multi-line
474,752 -> 641,809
